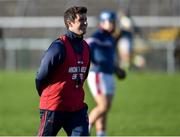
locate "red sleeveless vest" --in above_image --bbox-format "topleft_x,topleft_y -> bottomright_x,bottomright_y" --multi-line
39,35 -> 90,111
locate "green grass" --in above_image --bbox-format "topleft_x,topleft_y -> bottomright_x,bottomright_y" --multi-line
0,71 -> 180,135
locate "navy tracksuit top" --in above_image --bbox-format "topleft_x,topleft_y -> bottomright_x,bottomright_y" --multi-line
86,28 -> 116,74
35,30 -> 86,94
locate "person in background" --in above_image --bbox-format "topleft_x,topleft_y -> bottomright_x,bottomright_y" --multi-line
115,10 -> 146,70
86,11 -> 126,136
116,11 -> 135,70
35,6 -> 90,136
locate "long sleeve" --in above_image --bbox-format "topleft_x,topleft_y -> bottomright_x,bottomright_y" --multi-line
86,29 -> 116,74
35,39 -> 65,96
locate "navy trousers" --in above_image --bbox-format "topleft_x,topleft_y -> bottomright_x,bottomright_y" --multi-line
38,106 -> 89,136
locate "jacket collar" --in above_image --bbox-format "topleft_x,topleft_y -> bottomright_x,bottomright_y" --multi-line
65,30 -> 83,43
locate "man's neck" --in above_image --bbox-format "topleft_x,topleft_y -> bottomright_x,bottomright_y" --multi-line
66,30 -> 83,41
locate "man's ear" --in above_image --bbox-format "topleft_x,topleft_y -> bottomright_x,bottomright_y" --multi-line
67,20 -> 73,28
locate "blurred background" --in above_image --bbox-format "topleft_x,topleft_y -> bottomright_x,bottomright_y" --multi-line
0,0 -> 180,73
0,0 -> 180,136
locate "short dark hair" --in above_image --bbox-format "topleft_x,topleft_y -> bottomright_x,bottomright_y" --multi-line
64,6 -> 87,28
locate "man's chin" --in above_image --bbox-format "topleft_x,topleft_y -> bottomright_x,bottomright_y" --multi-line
83,30 -> 86,35
81,30 -> 86,35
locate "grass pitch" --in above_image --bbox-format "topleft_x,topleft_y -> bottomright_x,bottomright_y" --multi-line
0,71 -> 180,135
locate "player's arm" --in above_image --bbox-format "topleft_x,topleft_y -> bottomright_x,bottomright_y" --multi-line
86,38 -> 109,66
86,37 -> 96,65
35,40 -> 65,96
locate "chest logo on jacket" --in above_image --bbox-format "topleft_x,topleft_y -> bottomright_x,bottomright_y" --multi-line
68,62 -> 87,80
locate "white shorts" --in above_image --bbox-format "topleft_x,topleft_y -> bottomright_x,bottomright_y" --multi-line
87,71 -> 115,96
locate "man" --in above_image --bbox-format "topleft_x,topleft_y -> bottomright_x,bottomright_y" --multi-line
35,6 -> 90,136
86,11 -> 125,136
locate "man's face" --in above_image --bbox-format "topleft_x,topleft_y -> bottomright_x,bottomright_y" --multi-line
68,13 -> 88,35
